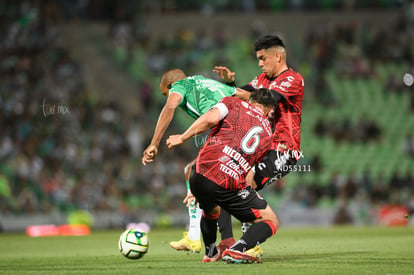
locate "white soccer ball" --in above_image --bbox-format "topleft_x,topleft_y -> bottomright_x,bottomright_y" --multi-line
118,228 -> 149,259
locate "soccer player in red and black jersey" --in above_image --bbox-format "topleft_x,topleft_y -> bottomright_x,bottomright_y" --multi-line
166,88 -> 278,264
214,34 -> 304,191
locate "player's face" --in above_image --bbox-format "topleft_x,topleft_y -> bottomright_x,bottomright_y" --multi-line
256,49 -> 279,78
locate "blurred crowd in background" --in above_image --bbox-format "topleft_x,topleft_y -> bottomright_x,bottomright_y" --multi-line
0,0 -> 413,228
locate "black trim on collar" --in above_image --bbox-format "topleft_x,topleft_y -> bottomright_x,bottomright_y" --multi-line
268,68 -> 290,81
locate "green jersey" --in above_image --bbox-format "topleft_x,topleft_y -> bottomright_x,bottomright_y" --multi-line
169,75 -> 236,119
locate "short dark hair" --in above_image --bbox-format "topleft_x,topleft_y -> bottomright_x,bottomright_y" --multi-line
250,88 -> 275,108
254,35 -> 285,52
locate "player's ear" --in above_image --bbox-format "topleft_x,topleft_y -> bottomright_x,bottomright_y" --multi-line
167,83 -> 172,89
275,51 -> 281,62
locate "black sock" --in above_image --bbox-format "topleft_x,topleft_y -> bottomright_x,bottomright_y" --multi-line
201,216 -> 218,255
218,209 -> 233,239
205,243 -> 218,258
231,221 -> 274,252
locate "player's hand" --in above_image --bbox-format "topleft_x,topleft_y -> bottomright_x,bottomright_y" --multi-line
213,66 -> 235,83
166,135 -> 183,149
183,192 -> 197,209
142,145 -> 158,166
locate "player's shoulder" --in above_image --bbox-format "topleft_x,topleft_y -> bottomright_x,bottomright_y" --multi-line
170,76 -> 198,95
278,68 -> 304,89
254,72 -> 268,81
220,96 -> 239,105
188,75 -> 204,81
171,78 -> 187,89
250,72 -> 268,87
219,96 -> 248,111
284,68 -> 303,81
175,75 -> 202,86
169,82 -> 185,98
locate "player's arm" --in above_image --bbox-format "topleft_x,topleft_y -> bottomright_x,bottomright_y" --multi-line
166,107 -> 222,149
270,90 -> 285,105
213,66 -> 235,83
213,66 -> 257,101
234,88 -> 252,101
142,93 -> 182,165
213,66 -> 251,88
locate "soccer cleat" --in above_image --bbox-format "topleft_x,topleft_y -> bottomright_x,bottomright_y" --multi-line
202,248 -> 222,262
169,232 -> 202,253
222,249 -> 262,264
245,245 -> 264,259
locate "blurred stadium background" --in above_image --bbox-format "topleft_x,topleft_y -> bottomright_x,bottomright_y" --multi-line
0,0 -> 413,232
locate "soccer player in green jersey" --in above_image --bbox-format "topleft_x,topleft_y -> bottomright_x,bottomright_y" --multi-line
142,68 -> 249,253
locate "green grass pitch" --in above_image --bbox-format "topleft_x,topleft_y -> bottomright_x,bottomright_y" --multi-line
1,226 -> 413,274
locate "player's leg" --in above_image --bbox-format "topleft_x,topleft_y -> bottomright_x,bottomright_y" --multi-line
249,150 -> 298,191
219,187 -> 279,264
229,204 -> 278,252
241,150 -> 296,258
240,170 -> 261,257
200,207 -> 222,262
185,161 -> 203,243
217,209 -> 235,251
169,160 -> 202,253
189,170 -> 223,262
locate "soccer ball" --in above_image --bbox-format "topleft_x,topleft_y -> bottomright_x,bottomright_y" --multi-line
118,228 -> 149,259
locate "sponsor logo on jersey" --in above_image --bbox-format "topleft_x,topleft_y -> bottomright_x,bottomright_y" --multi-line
219,163 -> 240,180
222,145 -> 251,173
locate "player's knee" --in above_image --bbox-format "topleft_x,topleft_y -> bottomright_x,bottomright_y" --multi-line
203,206 -> 221,220
273,213 -> 279,230
261,206 -> 279,229
267,210 -> 279,229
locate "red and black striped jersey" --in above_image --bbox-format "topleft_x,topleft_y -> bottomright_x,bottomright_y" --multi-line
249,68 -> 304,152
196,97 -> 272,191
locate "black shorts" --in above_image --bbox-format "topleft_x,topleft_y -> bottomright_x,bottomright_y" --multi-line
190,170 -> 268,222
253,150 -> 298,190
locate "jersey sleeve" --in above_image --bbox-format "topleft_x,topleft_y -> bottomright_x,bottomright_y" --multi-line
211,96 -> 236,120
249,76 -> 260,89
270,73 -> 304,102
211,102 -> 229,120
168,83 -> 185,105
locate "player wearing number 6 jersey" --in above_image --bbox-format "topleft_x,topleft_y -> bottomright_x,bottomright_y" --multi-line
167,88 -> 279,264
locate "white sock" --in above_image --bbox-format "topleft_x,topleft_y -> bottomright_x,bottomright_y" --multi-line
186,183 -> 202,241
